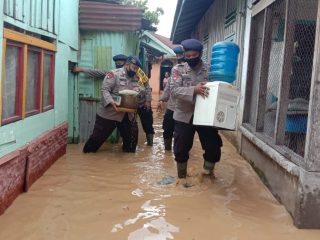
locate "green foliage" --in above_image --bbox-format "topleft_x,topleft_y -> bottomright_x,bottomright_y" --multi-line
120,0 -> 164,26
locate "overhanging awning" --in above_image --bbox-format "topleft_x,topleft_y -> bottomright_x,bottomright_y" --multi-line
171,0 -> 215,44
140,42 -> 166,57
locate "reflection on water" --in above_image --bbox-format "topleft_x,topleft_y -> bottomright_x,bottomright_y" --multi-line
0,110 -> 319,240
112,196 -> 179,239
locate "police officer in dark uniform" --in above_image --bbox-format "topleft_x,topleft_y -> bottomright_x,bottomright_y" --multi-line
158,46 -> 185,150
83,56 -> 144,153
170,39 -> 223,180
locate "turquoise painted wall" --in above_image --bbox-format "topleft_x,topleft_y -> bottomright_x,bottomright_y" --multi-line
3,0 -> 58,39
78,31 -> 140,98
0,0 -> 79,157
58,0 -> 79,49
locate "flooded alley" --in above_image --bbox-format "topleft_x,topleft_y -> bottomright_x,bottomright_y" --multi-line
0,111 -> 319,240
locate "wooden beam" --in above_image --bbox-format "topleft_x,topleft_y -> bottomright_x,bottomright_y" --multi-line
256,8 -> 273,132
304,0 -> 320,171
22,44 -> 28,119
0,39 -> 7,126
274,0 -> 296,145
39,50 -> 44,112
4,28 -> 56,52
243,13 -> 258,124
252,0 -> 277,17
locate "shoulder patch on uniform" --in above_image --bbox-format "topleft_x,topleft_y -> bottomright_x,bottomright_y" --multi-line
106,71 -> 114,79
172,69 -> 180,81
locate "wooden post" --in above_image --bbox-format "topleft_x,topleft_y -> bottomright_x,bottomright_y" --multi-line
0,39 -> 7,126
304,0 -> 320,172
22,44 -> 28,119
243,11 -> 260,124
274,0 -> 296,145
255,8 -> 273,132
39,50 -> 44,112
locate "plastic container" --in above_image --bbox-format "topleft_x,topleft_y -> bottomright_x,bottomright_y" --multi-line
285,115 -> 307,133
210,41 -> 240,83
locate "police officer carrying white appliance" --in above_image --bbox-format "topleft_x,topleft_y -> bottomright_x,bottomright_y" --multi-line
170,39 -> 223,180
83,56 -> 144,153
158,46 -> 185,150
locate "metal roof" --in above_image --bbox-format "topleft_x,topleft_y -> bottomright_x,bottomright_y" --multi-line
140,42 -> 166,57
170,0 -> 215,44
79,1 -> 143,32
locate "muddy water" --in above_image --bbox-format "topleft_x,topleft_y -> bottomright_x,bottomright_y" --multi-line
0,111 -> 320,240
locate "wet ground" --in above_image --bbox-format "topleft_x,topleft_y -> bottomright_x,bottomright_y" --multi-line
0,110 -> 320,240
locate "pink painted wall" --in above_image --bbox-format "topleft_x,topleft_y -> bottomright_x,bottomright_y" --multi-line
149,63 -> 161,95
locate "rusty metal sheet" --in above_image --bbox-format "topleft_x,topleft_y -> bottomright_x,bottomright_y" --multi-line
79,1 -> 143,32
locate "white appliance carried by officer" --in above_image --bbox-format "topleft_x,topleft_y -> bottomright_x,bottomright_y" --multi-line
193,41 -> 240,130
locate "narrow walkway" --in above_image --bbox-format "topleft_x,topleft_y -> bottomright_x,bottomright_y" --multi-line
0,111 -> 319,240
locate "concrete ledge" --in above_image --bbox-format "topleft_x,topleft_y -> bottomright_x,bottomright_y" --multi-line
240,136 -> 299,221
295,170 -> 320,228
240,126 -> 300,177
240,128 -> 320,228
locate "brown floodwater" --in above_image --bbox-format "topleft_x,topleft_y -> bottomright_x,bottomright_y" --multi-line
0,111 -> 320,240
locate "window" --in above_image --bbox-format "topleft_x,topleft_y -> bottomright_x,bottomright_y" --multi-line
244,0 -> 318,158
42,52 -> 54,111
2,41 -> 23,124
1,29 -> 56,125
202,35 -> 209,64
26,48 -> 41,116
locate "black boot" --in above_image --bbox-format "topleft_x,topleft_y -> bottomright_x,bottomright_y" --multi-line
203,161 -> 215,176
177,162 -> 187,179
164,138 -> 172,150
146,134 -> 154,146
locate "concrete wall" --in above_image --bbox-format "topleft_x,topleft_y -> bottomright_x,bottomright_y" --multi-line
241,134 -> 320,228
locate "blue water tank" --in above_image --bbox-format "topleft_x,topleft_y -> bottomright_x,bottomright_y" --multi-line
209,42 -> 240,83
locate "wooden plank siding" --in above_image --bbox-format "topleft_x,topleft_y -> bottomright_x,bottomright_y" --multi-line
255,8 -> 273,132
4,0 -> 56,37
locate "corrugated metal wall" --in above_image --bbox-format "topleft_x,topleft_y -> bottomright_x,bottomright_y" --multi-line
192,0 -> 247,87
192,0 -> 226,62
78,31 -> 139,98
3,0 -> 56,34
78,31 -> 140,142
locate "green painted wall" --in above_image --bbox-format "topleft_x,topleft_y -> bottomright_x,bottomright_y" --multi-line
0,0 -> 79,157
78,31 -> 140,98
58,0 -> 79,50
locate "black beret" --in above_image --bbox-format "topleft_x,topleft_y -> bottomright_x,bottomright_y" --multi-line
126,56 -> 141,68
181,39 -> 203,52
112,54 -> 128,61
172,46 -> 184,54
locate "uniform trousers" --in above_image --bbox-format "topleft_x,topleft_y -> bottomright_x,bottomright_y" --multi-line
83,114 -> 138,153
173,119 -> 222,164
162,109 -> 175,139
137,106 -> 155,135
